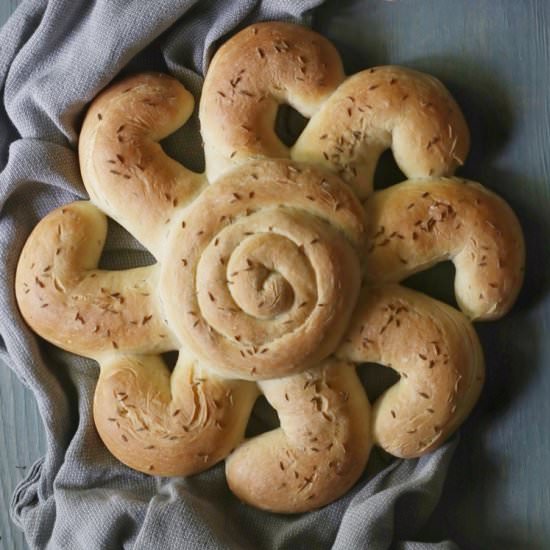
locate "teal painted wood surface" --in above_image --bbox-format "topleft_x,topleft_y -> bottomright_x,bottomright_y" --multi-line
0,358 -> 45,550
1,1 -> 549,549
1,3 -> 42,550
0,0 -> 19,29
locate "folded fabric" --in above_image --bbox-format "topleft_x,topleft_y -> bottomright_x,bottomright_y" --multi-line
0,0 -> 458,548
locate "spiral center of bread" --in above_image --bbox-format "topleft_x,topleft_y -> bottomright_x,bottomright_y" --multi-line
225,233 -> 309,319
160,159 -> 366,379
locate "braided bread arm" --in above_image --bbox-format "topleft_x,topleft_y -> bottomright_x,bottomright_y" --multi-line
292,66 -> 469,199
363,178 -> 525,319
94,353 -> 258,476
15,202 -> 177,357
79,73 -> 205,259
337,285 -> 484,458
226,358 -> 371,513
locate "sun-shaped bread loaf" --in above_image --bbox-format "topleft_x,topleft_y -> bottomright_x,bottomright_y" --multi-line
15,22 -> 524,513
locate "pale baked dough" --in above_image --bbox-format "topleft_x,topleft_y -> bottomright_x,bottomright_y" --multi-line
15,22 -> 524,512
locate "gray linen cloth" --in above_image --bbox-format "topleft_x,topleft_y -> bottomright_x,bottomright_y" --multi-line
0,0 -> 459,548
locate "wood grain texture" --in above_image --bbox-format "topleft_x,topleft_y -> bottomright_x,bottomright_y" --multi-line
314,1 -> 550,548
1,0 -> 549,549
0,0 -> 20,30
1,3 -> 37,550
0,358 -> 45,550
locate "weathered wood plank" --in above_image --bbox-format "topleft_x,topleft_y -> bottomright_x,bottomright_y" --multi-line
0,357 -> 45,550
0,0 -> 20,31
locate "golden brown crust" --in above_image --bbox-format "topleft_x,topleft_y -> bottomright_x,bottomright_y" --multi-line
14,22 -> 525,513
95,354 -> 258,476
363,178 -> 525,319
15,202 -> 177,358
200,22 -> 345,180
79,72 -> 205,258
337,284 -> 484,458
226,358 -> 372,513
160,159 -> 365,380
292,66 -> 469,199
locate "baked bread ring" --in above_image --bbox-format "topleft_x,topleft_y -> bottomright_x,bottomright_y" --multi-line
15,201 -> 177,357
79,72 -> 204,258
94,354 -> 258,476
292,66 -> 470,199
15,21 -> 524,513
226,358 -> 372,513
200,22 -> 345,181
336,284 -> 484,458
363,178 -> 525,320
